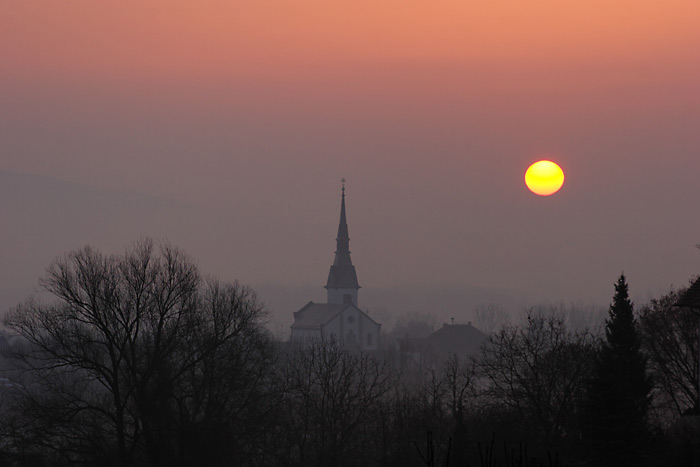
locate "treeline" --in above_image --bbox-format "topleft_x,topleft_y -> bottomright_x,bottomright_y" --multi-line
0,240 -> 698,466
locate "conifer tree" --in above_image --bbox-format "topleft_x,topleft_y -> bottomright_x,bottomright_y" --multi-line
583,274 -> 652,466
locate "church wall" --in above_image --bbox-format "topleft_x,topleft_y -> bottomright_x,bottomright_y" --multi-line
290,313 -> 380,351
334,307 -> 380,350
341,307 -> 359,347
315,308 -> 379,350
290,327 -> 321,342
359,314 -> 380,350
322,315 -> 342,342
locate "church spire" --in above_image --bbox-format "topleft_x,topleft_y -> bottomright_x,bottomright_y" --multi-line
335,182 -> 350,266
325,180 -> 360,305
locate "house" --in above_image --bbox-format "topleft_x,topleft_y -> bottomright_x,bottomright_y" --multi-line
399,321 -> 487,367
290,183 -> 381,350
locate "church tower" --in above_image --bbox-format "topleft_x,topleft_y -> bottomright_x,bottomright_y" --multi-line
325,182 -> 360,306
291,182 -> 380,349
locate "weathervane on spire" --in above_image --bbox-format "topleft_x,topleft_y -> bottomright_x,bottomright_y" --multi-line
341,178 -> 346,196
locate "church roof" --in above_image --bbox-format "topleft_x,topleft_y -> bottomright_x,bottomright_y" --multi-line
291,302 -> 349,329
325,184 -> 360,290
291,301 -> 380,329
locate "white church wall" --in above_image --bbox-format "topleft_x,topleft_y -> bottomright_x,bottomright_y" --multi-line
342,307 -> 359,347
290,327 -> 321,342
360,314 -> 380,350
323,315 -> 341,341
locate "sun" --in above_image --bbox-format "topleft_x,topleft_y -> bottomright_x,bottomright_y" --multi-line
525,160 -> 565,196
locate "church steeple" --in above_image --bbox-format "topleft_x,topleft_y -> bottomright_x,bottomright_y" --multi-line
325,181 -> 360,306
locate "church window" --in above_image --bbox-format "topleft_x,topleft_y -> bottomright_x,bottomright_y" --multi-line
367,332 -> 372,346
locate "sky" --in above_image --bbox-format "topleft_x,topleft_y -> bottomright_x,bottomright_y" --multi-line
2,1 -> 700,331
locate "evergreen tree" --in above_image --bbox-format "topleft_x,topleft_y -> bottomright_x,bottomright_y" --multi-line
583,274 -> 652,466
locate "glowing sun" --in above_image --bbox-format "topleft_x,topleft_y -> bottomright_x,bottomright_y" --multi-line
525,160 -> 565,196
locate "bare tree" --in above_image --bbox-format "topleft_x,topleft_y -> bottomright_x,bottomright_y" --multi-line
278,340 -> 393,467
639,287 -> 699,420
477,314 -> 596,444
2,239 -> 274,467
474,304 -> 510,335
432,354 -> 477,464
391,311 -> 436,339
522,302 -> 606,333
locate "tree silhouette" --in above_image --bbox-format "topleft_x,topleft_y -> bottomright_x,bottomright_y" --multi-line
639,286 -> 699,417
2,239 -> 275,467
583,274 -> 652,466
478,314 -> 595,446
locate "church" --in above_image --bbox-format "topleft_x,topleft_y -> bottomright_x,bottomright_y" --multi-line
290,184 -> 381,350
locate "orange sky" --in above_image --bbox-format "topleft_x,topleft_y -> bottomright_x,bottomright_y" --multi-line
3,0 -> 699,82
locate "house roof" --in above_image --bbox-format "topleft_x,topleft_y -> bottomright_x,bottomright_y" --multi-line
676,277 -> 700,308
426,323 -> 487,355
401,322 -> 487,356
291,301 -> 380,329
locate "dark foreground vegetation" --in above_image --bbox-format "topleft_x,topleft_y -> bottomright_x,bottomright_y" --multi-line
0,240 -> 699,466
